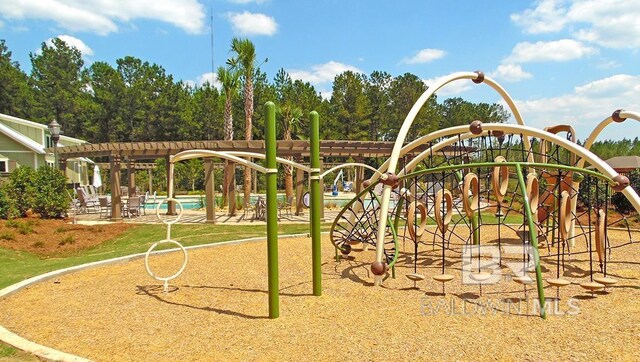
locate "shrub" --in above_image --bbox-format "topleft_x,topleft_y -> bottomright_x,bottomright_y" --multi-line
5,220 -> 18,228
59,235 -> 75,246
31,241 -> 44,248
0,231 -> 15,241
17,223 -> 33,235
32,166 -> 68,218
0,166 -> 68,219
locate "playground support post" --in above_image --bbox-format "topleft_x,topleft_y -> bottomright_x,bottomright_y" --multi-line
515,163 -> 547,319
310,111 -> 322,296
265,101 -> 280,318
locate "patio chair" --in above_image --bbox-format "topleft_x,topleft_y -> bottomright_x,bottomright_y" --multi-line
88,185 -> 98,198
120,186 -> 129,197
125,196 -> 142,218
98,196 -> 111,218
76,188 -> 99,213
278,196 -> 294,218
243,197 -> 256,220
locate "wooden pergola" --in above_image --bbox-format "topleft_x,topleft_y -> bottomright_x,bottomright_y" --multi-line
52,140 -> 460,222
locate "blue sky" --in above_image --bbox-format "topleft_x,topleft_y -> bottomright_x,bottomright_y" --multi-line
1,0 -> 639,141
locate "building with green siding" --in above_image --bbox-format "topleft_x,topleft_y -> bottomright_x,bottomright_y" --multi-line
0,112 -> 92,185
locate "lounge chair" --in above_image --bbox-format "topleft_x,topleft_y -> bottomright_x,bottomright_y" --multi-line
76,187 -> 99,213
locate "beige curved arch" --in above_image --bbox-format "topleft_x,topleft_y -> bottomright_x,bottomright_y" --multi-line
373,122 -> 640,271
320,163 -> 384,179
573,111 -> 640,246
371,72 -> 534,271
172,150 -> 270,173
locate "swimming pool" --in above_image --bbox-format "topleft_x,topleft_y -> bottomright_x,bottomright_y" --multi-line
146,195 -> 366,210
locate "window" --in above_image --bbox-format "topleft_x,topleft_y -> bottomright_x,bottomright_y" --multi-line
0,160 -> 7,172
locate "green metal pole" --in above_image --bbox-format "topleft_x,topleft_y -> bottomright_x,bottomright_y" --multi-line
515,164 -> 546,319
265,101 -> 280,318
310,111 -> 322,296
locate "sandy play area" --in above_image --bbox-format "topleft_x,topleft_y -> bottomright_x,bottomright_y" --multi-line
0,227 -> 639,361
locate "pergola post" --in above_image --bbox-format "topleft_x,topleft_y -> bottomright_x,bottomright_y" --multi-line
110,155 -> 122,221
128,158 -> 136,196
355,156 -> 364,194
59,158 -> 68,184
295,157 -> 305,216
204,158 -> 216,224
147,168 -> 153,193
166,156 -> 176,215
227,161 -> 236,216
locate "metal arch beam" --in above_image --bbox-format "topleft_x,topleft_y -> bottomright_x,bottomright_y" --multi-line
373,122 -> 640,277
171,150 -> 269,173
372,72 -> 532,276
398,132 -> 486,177
580,110 -> 640,164
223,151 -> 311,173
574,110 -> 640,244
320,162 -> 384,179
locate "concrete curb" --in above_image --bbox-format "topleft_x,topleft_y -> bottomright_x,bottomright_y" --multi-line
0,232 -> 317,362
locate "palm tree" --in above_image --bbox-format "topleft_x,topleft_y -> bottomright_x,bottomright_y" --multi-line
217,65 -> 240,213
228,38 -> 256,205
277,104 -> 304,200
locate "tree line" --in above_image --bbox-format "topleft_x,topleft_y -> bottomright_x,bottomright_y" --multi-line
0,38 -> 512,144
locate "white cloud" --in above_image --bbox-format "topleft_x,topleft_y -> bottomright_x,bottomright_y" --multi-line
401,48 -> 446,64
490,64 -> 533,82
288,61 -> 363,85
195,72 -> 221,88
226,11 -> 277,36
510,0 -> 568,34
505,39 -> 597,63
511,0 -> 640,49
0,0 -> 205,35
46,35 -> 94,57
512,74 -> 640,138
422,75 -> 473,97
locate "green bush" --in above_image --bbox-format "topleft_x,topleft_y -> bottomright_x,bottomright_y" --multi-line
32,166 -> 68,218
0,166 -> 68,219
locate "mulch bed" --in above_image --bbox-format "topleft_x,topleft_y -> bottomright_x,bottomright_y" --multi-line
0,218 -> 136,257
0,227 -> 639,361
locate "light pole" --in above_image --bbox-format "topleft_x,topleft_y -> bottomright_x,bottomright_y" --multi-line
48,120 -> 61,170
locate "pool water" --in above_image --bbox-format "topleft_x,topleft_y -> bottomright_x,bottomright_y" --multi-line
146,195 -> 363,210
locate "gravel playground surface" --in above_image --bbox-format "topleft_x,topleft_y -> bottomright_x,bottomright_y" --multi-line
0,228 -> 639,361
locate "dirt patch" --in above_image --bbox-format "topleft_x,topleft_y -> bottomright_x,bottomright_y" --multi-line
0,218 -> 137,257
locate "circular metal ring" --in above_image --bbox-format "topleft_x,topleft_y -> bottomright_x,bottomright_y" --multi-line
145,239 -> 188,282
492,156 -> 509,203
155,197 -> 184,225
526,173 -> 539,219
462,173 -> 479,218
434,189 -> 453,233
559,191 -> 572,242
407,200 -> 427,242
